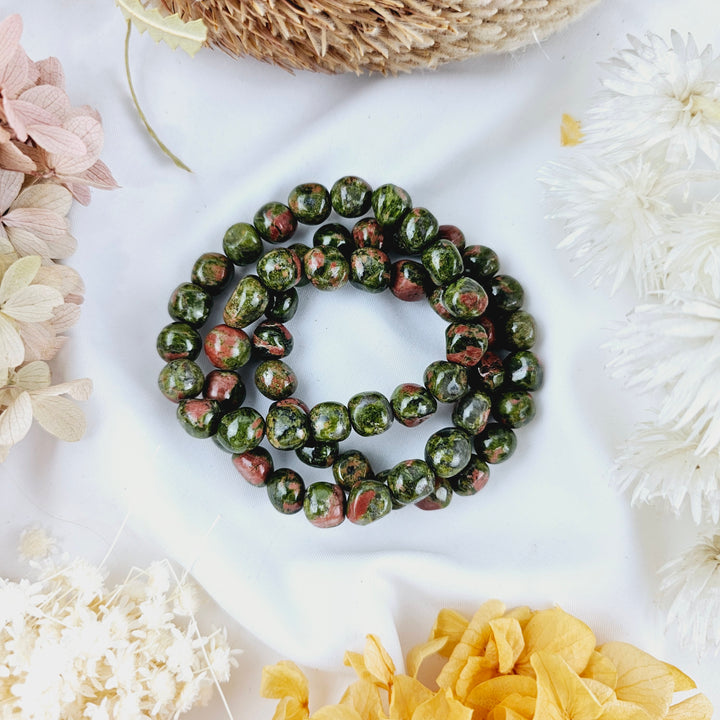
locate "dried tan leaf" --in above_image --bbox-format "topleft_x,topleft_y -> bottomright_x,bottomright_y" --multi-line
30,394 -> 87,441
0,390 -> 32,445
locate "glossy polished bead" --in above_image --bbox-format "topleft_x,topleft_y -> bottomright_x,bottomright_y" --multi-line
390,383 -> 437,427
424,427 -> 473,478
331,176 -> 372,218
346,481 -> 392,525
267,468 -> 305,514
452,390 -> 492,435
437,224 -> 465,250
224,275 -> 269,328
191,252 -> 234,294
223,222 -> 263,266
475,423 -> 517,464
232,447 -> 274,486
156,322 -> 201,361
176,398 -> 221,438
204,324 -> 252,369
423,360 -> 469,403
309,401 -> 351,442
288,182 -> 331,225
488,274 -> 524,312
472,351 -> 505,391
449,454 -> 490,496
446,322 -> 488,367
252,321 -> 294,359
304,246 -> 350,291
442,276 -> 488,320
463,245 -> 499,280
215,407 -> 265,454
254,359 -> 298,400
387,459 -> 434,505
421,239 -> 463,285
396,207 -> 439,254
350,248 -> 392,293
505,350 -> 543,391
265,400 -> 309,450
333,450 -> 374,491
313,223 -> 354,258
288,244 -> 311,287
256,248 -> 303,292
390,259 -> 428,301
203,369 -> 246,411
266,288 -> 299,322
253,201 -> 297,243
415,478 -> 453,510
158,359 -> 204,402
296,440 -> 339,468
371,183 -> 412,227
304,482 -> 345,528
348,391 -> 393,436
478,316 -> 497,347
494,391 -> 536,428
168,282 -> 212,327
427,286 -> 453,321
352,218 -> 385,249
503,310 -> 537,350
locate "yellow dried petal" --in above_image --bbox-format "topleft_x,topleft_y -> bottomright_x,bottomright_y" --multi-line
456,655 -> 499,701
340,679 -> 385,720
272,696 -> 311,720
561,114 -> 584,146
311,705 -> 364,720
344,651 -> 376,686
261,661 -> 309,706
582,652 -> 618,689
364,634 -> 396,689
406,636 -> 448,679
465,675 -> 537,720
488,706 -> 529,720
389,674 -> 434,719
504,607 -> 533,629
582,679 -> 615,704
431,608 -> 470,657
532,651 -> 603,720
661,662 -> 697,692
599,700 -> 653,720
597,643 -> 674,720
515,607 -> 596,677
411,688 -> 473,720
666,693 -> 713,720
498,693 -> 536,720
489,618 -> 525,673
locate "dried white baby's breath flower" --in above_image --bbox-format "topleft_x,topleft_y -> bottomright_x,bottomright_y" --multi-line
18,526 -> 56,561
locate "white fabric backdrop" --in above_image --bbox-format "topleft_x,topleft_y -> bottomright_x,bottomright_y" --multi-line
2,0 -> 720,716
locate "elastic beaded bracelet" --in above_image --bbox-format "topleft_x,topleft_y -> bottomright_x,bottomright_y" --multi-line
156,177 -> 543,529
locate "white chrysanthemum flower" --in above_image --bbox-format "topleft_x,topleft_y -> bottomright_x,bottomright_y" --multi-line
541,154 -> 678,295
660,533 -> 720,652
613,419 -> 720,524
586,31 -> 720,165
606,293 -> 720,454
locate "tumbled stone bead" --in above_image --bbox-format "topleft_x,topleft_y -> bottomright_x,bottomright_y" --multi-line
331,176 -> 372,218
387,459 -> 434,505
352,218 -> 385,249
347,481 -> 392,525
304,482 -> 345,528
415,478 -> 453,510
446,322 -> 489,366
390,259 -> 428,301
265,400 -> 309,450
288,182 -> 331,225
158,359 -> 204,402
424,427 -> 473,478
475,423 -> 517,464
223,222 -> 263,266
252,321 -> 294,359
505,350 -> 543,391
176,398 -> 221,438
156,322 -> 201,361
437,224 -> 465,250
494,391 -> 536,428
452,390 -> 492,435
348,391 -> 393,436
313,223 -> 354,258
253,201 -> 297,243
463,245 -> 500,280
224,275 -> 269,328
449,454 -> 490,496
304,246 -> 350,291
390,383 -> 437,427
256,248 -> 303,292
232,447 -> 274,486
276,396 -> 311,414
215,407 -> 265,454
371,184 -> 412,227
423,360 -> 469,403
296,440 -> 339,468
421,239 -> 463,285
396,207 -> 439,254
478,315 -> 497,347
168,282 -> 212,327
254,359 -> 298,400
309,401 -> 351,442
350,248 -> 392,293
204,324 -> 252,369
443,276 -> 488,320
503,310 -> 537,350
288,244 -> 311,287
487,274 -> 524,312
472,351 -> 505,392
266,288 -> 299,322
203,369 -> 246,412
191,252 -> 234,294
333,450 -> 374,491
267,468 -> 305,514
427,286 -> 453,321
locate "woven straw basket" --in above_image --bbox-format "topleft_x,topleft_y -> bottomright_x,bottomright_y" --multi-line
159,0 -> 601,74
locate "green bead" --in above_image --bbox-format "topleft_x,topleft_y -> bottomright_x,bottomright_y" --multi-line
303,482 -> 345,528
333,450 -> 374,491
158,359 -> 205,402
265,400 -> 309,450
232,447 -> 274,486
191,252 -> 234,294
309,401 -> 351,442
387,459 -> 434,505
348,391 -> 393,436
503,310 -> 537,350
449,454 -> 490,496
256,248 -> 302,292
390,259 -> 429,302
421,239 -> 463,285
266,468 -> 305,514
296,441 -> 339,468
330,176 -> 372,218
156,322 -> 201,361
349,248 -> 392,293
424,427 -> 473,478
442,276 -> 488,320
313,223 -> 354,258
168,282 -> 213,327
253,201 -> 297,243
472,352 -> 505,392
437,225 -> 465,250
475,423 -> 517,464
427,286 -> 453,321
203,369 -> 246,411
352,218 -> 386,249
415,478 -> 453,510
303,246 -> 349,291
252,320 -> 294,359
288,182 -> 331,225
505,351 -> 543,391
494,391 -> 536,428
445,322 -> 489,367
452,391 -> 492,435
397,207 -> 439,255
390,383 -> 437,427
176,398 -> 221,438
203,324 -> 252,369
371,184 -> 412,227
266,289 -> 299,322
423,360 -> 469,403
488,274 -> 524,312
223,222 -> 263,266
224,275 -> 269,328
463,245 -> 499,280
346,481 -> 392,525
215,407 -> 265,453
254,359 -> 298,400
